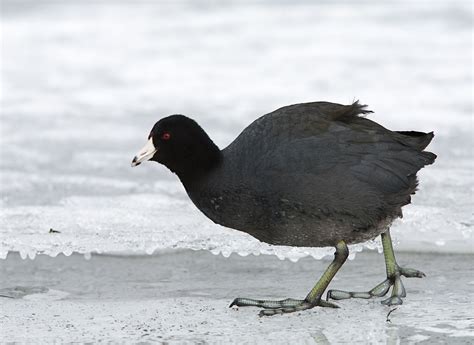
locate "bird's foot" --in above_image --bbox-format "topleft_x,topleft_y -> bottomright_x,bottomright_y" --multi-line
229,297 -> 339,316
327,266 -> 425,306
230,241 -> 348,316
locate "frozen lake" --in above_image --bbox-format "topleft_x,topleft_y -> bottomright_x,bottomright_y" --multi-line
1,0 -> 473,259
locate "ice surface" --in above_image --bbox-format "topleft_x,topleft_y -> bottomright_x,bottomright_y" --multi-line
1,0 -> 473,259
1,251 -> 473,343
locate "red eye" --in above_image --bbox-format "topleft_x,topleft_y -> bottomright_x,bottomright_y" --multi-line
161,132 -> 171,140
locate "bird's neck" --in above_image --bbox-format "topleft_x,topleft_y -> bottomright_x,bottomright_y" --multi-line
175,143 -> 223,188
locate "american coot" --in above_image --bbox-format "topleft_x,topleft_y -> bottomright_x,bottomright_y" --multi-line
132,101 -> 436,316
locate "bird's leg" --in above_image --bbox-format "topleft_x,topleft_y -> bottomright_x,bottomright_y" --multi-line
327,229 -> 425,306
230,240 -> 348,316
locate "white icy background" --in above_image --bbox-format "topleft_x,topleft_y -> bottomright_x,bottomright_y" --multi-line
1,0 -> 472,260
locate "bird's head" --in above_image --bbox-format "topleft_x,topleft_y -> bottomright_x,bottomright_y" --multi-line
131,115 -> 221,179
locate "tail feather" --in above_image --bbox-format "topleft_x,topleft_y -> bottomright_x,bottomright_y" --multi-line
395,131 -> 434,151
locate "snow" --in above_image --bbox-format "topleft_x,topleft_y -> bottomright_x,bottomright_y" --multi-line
1,0 -> 473,259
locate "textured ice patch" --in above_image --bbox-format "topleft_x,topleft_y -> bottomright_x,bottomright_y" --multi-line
0,190 -> 381,261
1,180 -> 471,261
0,286 -> 69,301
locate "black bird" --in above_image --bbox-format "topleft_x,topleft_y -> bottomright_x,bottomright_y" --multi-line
131,101 -> 436,316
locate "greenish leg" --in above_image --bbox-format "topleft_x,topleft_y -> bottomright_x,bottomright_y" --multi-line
327,229 -> 425,306
230,241 -> 348,316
